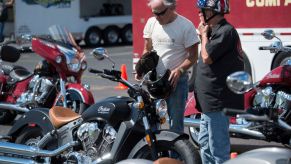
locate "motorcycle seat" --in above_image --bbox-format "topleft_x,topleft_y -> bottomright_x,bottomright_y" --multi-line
6,66 -> 32,84
49,106 -> 81,128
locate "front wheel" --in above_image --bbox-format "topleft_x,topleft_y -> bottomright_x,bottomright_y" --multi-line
188,114 -> 201,148
129,139 -> 201,164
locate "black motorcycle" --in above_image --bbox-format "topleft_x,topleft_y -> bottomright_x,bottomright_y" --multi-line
0,48 -> 201,164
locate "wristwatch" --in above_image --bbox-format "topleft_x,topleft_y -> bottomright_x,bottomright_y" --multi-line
179,68 -> 185,74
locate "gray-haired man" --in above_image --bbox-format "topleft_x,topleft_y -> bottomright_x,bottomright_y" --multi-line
137,0 -> 200,132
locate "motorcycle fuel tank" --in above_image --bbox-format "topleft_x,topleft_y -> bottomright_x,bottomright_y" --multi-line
82,96 -> 134,126
260,65 -> 291,87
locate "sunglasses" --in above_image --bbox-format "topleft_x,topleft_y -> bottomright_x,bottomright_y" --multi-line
153,8 -> 168,16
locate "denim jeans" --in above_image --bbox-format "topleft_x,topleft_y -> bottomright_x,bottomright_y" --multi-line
0,22 -> 4,42
166,74 -> 188,133
198,111 -> 230,164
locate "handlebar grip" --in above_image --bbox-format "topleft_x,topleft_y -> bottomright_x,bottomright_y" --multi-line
259,46 -> 272,50
88,68 -> 103,74
223,108 -> 246,116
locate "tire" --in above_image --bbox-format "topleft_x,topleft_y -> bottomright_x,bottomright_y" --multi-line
120,24 -> 132,45
15,127 -> 58,162
271,50 -> 291,70
188,114 -> 201,148
243,52 -> 252,77
15,127 -> 43,146
188,64 -> 197,92
0,110 -> 17,124
129,139 -> 201,164
84,27 -> 102,47
103,26 -> 120,45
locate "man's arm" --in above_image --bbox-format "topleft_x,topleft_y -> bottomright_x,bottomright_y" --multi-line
5,0 -> 14,7
169,43 -> 198,88
143,38 -> 153,54
178,43 -> 199,72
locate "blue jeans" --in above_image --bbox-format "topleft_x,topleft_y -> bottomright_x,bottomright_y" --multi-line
0,22 -> 4,42
167,74 -> 188,133
199,111 -> 230,164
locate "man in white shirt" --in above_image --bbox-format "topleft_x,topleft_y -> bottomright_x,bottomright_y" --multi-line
137,0 -> 199,132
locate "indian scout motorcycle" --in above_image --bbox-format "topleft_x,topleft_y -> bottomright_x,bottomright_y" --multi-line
0,25 -> 94,124
0,48 -> 201,164
222,101 -> 291,164
184,29 -> 291,147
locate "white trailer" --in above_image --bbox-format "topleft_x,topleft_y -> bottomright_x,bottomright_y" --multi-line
13,0 -> 132,46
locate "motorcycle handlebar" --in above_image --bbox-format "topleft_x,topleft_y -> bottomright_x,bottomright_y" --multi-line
224,108 -> 268,121
88,68 -> 103,74
223,108 -> 246,116
258,46 -> 277,51
89,67 -> 137,92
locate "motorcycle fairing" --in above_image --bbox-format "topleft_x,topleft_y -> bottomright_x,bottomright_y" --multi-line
82,96 -> 133,127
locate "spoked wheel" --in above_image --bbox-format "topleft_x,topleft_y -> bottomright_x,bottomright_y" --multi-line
15,127 -> 43,145
15,127 -> 58,163
188,114 -> 201,148
129,139 -> 201,164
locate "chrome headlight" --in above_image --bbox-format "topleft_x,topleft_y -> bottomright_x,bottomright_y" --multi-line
67,58 -> 81,72
155,99 -> 168,123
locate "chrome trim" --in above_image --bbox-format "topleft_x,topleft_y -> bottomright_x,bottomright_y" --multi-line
183,117 -> 266,139
0,103 -> 29,113
60,79 -> 67,107
0,141 -> 78,157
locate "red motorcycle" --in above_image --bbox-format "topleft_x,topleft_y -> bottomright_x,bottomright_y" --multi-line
184,29 -> 291,147
0,25 -> 94,124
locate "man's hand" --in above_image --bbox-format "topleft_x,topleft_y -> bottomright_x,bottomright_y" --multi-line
168,68 -> 182,90
135,74 -> 142,81
198,21 -> 209,38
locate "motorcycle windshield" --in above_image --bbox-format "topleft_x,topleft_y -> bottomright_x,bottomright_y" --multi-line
49,25 -> 74,46
49,25 -> 85,72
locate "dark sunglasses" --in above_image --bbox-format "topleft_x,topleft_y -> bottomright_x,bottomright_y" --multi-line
153,8 -> 168,16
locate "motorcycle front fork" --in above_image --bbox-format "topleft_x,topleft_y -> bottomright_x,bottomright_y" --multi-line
60,79 -> 67,108
142,116 -> 158,160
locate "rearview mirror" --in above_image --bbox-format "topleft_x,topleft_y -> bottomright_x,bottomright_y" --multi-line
226,71 -> 253,94
90,47 -> 116,68
91,47 -> 107,60
261,29 -> 275,40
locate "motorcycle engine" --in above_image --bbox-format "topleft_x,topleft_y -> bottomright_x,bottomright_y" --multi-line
253,87 -> 276,108
76,123 -> 117,160
253,87 -> 291,118
274,91 -> 291,111
16,75 -> 55,107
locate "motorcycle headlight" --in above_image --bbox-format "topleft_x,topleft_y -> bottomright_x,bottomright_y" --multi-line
67,58 -> 81,72
155,99 -> 168,124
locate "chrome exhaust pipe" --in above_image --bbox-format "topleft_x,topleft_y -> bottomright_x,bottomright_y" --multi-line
184,117 -> 200,127
0,103 -> 29,113
0,156 -> 37,164
0,141 -> 79,157
184,118 -> 266,139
